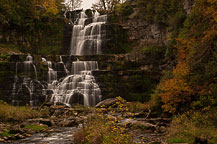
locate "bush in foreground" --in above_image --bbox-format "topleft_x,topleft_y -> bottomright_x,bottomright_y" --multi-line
74,97 -> 134,144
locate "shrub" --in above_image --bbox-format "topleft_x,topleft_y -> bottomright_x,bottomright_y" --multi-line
74,97 -> 134,144
126,102 -> 145,113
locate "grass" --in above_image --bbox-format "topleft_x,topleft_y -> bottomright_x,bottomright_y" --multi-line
166,109 -> 217,144
24,125 -> 48,131
1,130 -> 15,137
0,100 -> 48,122
167,138 -> 188,143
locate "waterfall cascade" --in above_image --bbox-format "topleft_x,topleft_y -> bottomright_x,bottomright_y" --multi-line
11,55 -> 45,106
10,11 -> 105,106
70,11 -> 107,55
50,11 -> 105,106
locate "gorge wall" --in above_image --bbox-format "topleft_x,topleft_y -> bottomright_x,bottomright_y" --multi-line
0,52 -> 165,105
0,8 -> 173,106
120,0 -> 194,49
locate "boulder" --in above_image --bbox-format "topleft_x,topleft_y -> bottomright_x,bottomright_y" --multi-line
26,118 -> 54,127
126,119 -> 157,132
95,98 -> 118,108
194,137 -> 208,144
60,119 -> 77,127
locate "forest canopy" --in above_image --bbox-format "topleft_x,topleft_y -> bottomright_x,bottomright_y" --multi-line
0,0 -> 65,55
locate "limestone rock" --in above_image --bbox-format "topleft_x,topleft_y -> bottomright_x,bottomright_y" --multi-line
26,118 -> 54,127
95,98 -> 118,108
60,119 -> 77,127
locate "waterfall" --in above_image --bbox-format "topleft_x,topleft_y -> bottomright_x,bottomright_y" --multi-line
70,11 -> 107,55
24,54 -> 38,80
50,10 -> 105,106
50,59 -> 101,106
11,55 -> 45,106
10,10 -> 105,107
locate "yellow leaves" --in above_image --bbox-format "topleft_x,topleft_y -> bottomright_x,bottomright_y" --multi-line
34,0 -> 60,16
43,0 -> 59,15
207,0 -> 217,5
173,62 -> 191,78
158,77 -> 193,113
82,97 -> 133,144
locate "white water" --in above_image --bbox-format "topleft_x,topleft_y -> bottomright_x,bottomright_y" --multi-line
11,55 -> 45,106
70,11 -> 107,55
11,11 -> 105,107
50,59 -> 101,106
50,11 -> 104,106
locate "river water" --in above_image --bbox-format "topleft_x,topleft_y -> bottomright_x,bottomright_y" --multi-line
13,127 -> 78,144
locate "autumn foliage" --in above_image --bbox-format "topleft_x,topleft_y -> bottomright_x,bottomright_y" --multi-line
154,0 -> 217,113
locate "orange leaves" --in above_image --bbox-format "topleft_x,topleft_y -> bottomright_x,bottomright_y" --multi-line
157,38 -> 193,113
43,0 -> 59,15
158,77 -> 193,113
154,0 -> 217,113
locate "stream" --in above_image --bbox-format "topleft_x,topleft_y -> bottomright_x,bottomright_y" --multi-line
12,127 -> 78,144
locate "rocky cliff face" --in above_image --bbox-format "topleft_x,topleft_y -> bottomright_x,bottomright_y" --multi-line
0,52 -> 169,105
121,0 -> 194,48
122,20 -> 168,46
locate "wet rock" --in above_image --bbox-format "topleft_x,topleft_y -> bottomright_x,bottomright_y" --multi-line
194,137 -> 208,144
26,118 -> 54,127
24,133 -> 32,137
133,112 -> 149,118
74,117 -> 84,124
158,126 -> 167,133
9,129 -> 23,134
0,138 -> 4,142
95,98 -> 118,108
7,135 -> 16,140
14,134 -> 25,139
60,119 -> 77,127
55,102 -> 65,106
126,120 -> 157,132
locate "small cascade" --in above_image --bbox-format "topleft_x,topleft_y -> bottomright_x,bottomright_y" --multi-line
71,60 -> 98,74
70,11 -> 107,55
24,54 -> 37,80
11,55 -> 46,106
47,61 -> 58,89
11,62 -> 18,105
60,56 -> 69,75
41,57 -> 58,90
48,61 -> 57,83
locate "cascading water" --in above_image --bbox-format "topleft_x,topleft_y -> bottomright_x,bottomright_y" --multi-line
70,11 -> 107,55
50,59 -> 101,106
25,55 -> 38,80
11,55 -> 45,106
10,10 -> 105,107
50,11 -> 105,106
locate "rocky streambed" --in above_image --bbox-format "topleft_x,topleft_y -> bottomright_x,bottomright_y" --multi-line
15,127 -> 78,144
0,99 -> 171,144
